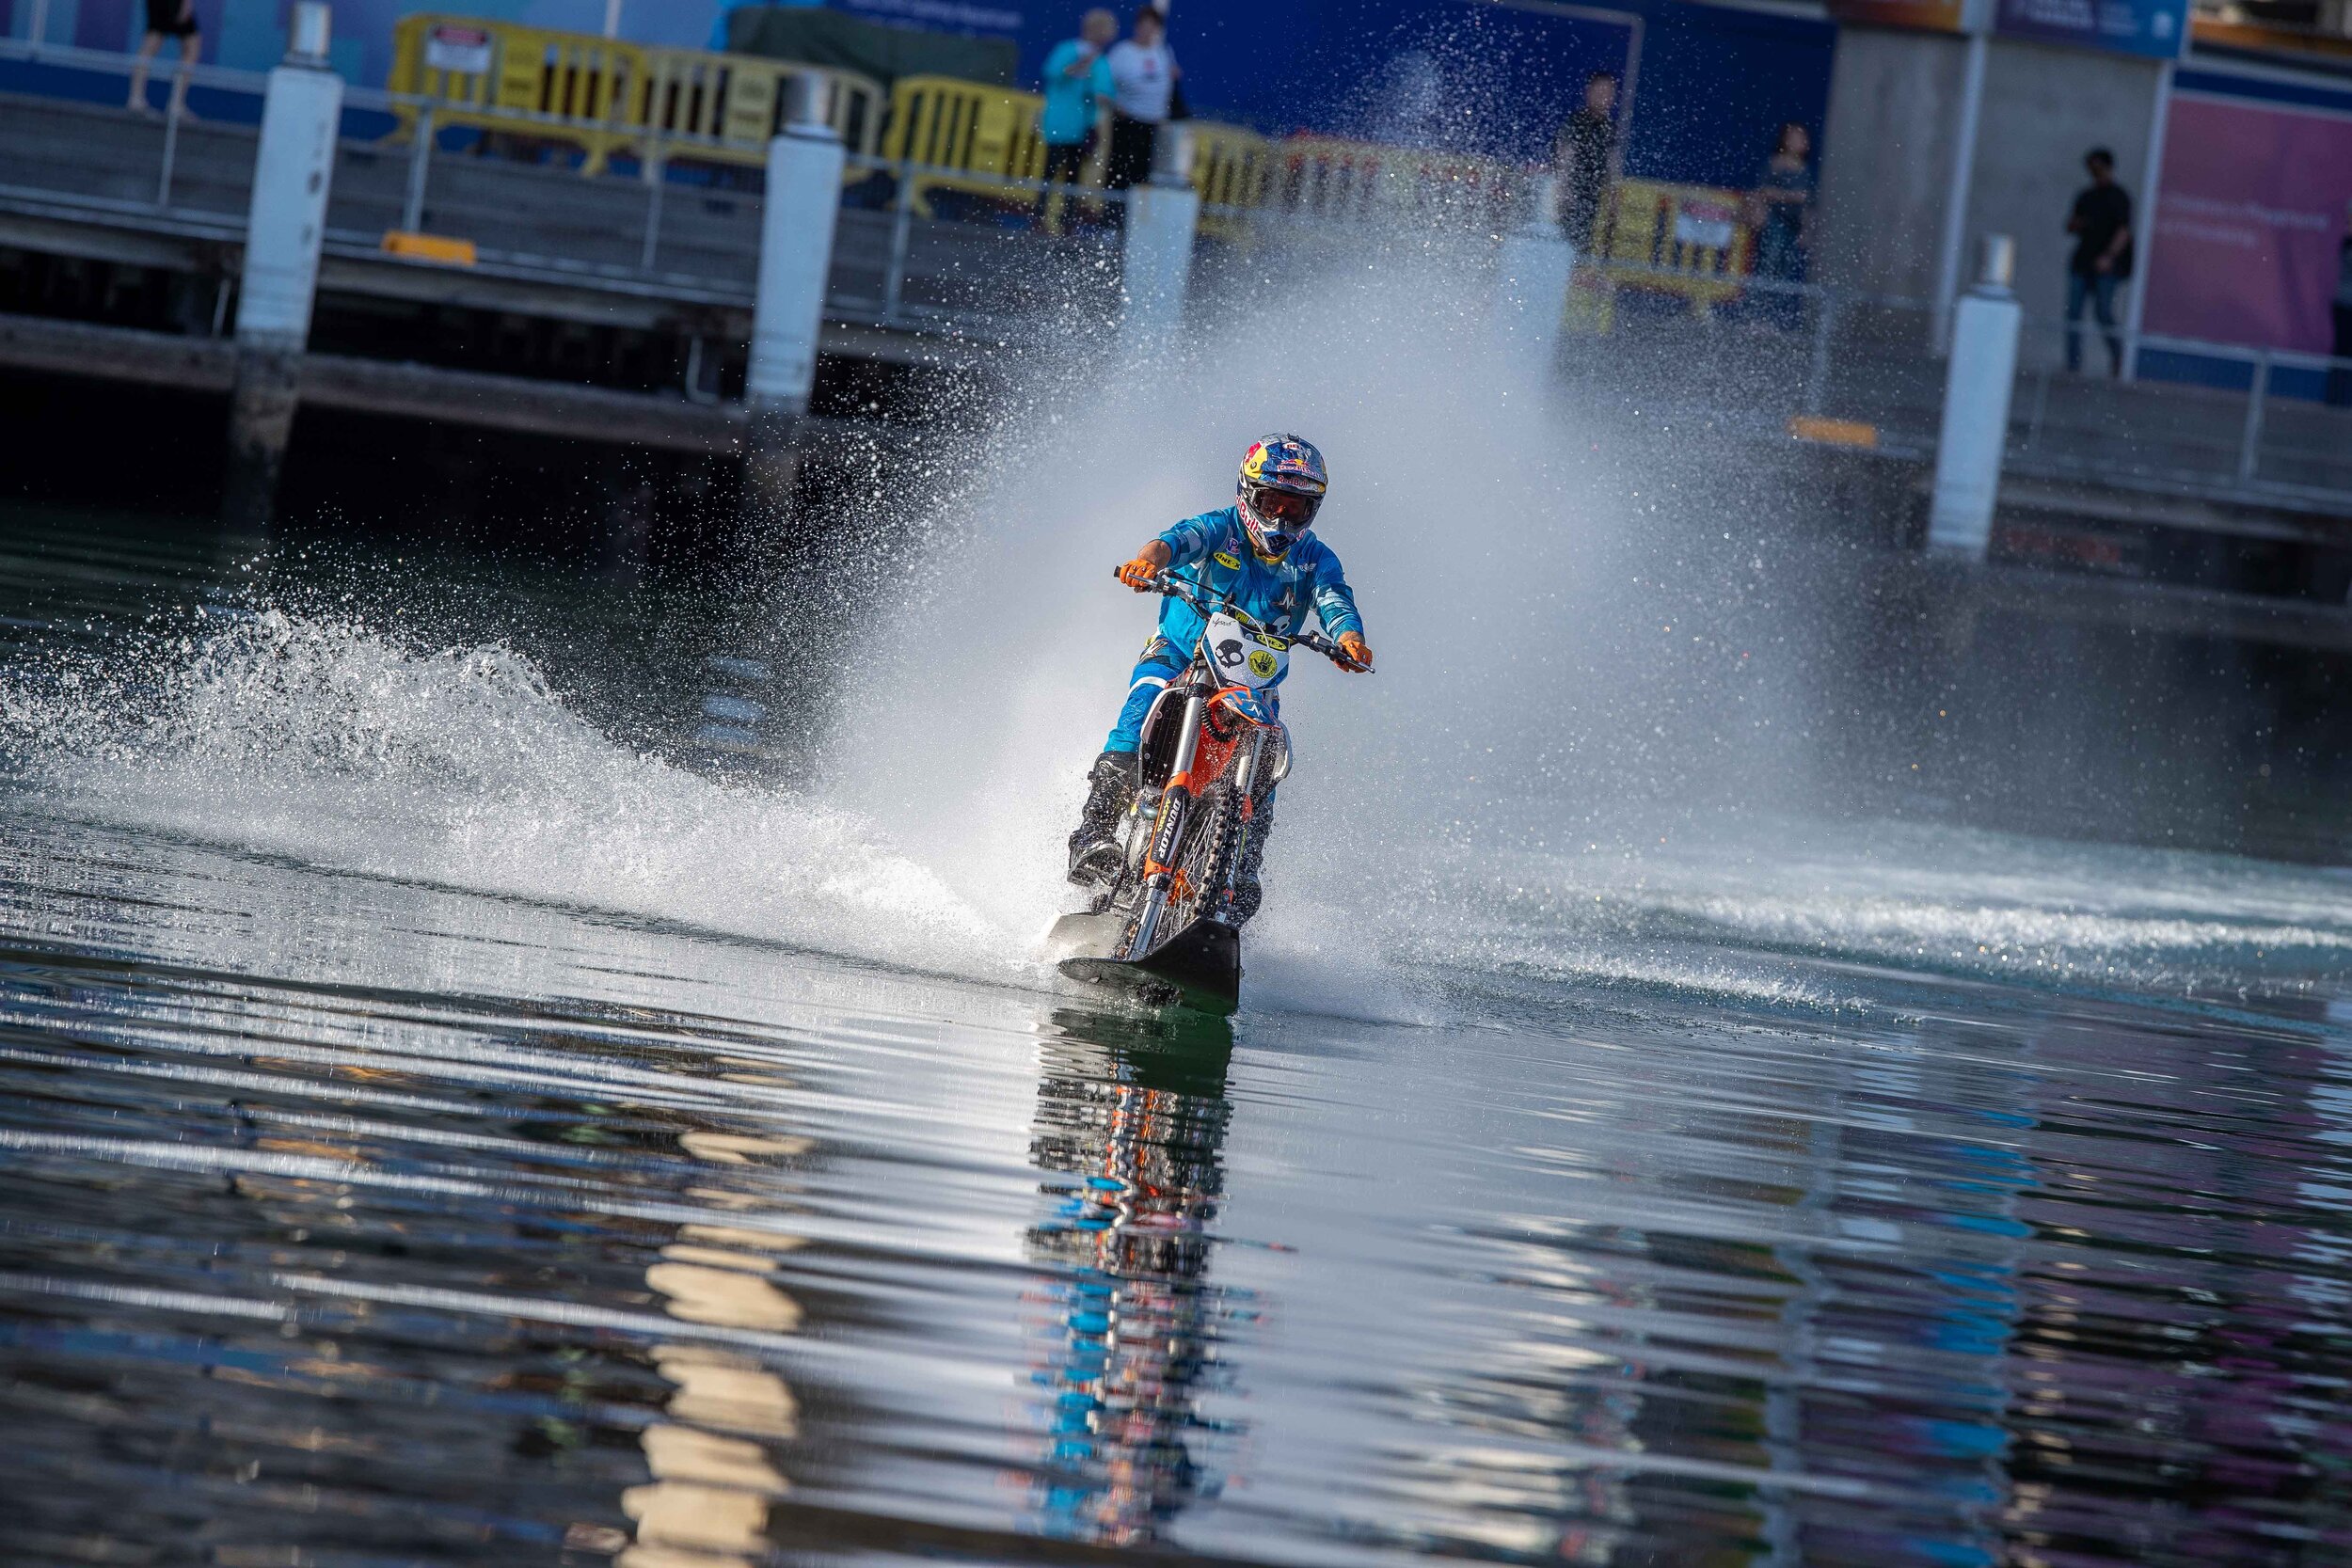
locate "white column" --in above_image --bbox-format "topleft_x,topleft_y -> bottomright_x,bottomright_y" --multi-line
233,10 -> 343,351
747,85 -> 845,417
1930,27 -> 1989,353
744,74 -> 845,521
1927,234 -> 2023,558
1120,125 -> 1200,356
225,3 -> 341,531
2120,57 -> 2175,380
1492,173 -> 1575,373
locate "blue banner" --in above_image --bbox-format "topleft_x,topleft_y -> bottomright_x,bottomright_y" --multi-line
1993,0 -> 2188,58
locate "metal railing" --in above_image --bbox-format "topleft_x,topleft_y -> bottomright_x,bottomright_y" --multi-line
1531,257 -> 2352,515
4,37 -> 2349,518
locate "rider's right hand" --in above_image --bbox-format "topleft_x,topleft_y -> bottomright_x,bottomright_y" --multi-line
1117,543 -> 1172,592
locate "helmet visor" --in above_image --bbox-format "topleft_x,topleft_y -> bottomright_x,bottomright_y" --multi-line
1249,487 -> 1319,528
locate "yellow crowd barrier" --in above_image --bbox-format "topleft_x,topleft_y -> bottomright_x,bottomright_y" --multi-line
389,14 -> 883,175
878,74 -> 1274,235
1188,121 -> 1272,241
882,74 -> 1051,214
1271,136 -> 1524,230
1568,179 -> 1756,330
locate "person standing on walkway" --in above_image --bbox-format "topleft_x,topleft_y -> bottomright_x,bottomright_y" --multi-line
127,0 -> 201,119
2064,148 -> 2134,376
1037,8 -> 1117,228
1551,71 -> 1618,252
1104,8 -> 1180,202
1749,120 -> 1815,328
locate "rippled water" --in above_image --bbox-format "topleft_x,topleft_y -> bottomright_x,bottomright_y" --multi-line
6,504 -> 2352,1568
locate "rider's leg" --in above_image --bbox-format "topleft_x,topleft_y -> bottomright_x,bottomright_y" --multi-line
1068,652 -> 1179,884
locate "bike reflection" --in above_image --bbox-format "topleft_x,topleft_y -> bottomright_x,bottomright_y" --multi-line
1020,1006 -> 1242,1548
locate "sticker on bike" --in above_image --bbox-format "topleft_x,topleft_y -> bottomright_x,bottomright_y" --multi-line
1204,612 -> 1287,690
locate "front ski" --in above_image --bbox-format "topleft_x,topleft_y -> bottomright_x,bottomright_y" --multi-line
1048,910 -> 1241,1014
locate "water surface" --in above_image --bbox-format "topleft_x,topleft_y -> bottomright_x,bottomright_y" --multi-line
4,508 -> 2351,1568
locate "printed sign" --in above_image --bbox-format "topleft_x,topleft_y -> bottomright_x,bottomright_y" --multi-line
423,24 -> 494,75
1993,0 -> 2187,58
2140,94 -> 2352,354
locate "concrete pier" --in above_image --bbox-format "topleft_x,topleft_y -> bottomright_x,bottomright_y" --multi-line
742,75 -> 847,527
1927,235 -> 2023,557
223,3 -> 340,531
1119,127 -> 1200,358
1491,175 -> 1574,373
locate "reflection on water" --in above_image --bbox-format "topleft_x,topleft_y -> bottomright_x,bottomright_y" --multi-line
1024,1012 -> 1239,1547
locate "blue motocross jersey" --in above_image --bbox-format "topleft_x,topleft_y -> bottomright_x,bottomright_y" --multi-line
1148,507 -> 1363,686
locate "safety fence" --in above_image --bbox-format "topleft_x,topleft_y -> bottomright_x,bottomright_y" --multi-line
389,14 -> 885,173
10,29 -> 2347,521
1572,268 -> 2352,515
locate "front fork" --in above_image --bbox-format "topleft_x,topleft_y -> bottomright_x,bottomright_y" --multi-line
1123,690 -> 1204,958
1124,711 -> 1267,956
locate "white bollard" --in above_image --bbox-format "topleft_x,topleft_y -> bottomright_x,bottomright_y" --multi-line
1120,125 -> 1200,357
743,73 -> 846,522
234,5 -> 342,352
225,2 -> 341,531
748,76 -> 846,418
1492,173 -> 1575,372
1926,234 -> 2024,558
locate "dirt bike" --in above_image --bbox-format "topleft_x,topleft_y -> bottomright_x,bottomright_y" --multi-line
1049,570 -> 1365,1012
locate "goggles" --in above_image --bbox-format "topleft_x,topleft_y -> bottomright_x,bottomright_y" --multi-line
1248,486 -> 1320,528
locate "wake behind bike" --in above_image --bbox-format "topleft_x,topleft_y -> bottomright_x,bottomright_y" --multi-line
1048,571 -> 1364,1013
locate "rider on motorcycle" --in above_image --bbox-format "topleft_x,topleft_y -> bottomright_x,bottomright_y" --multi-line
1066,434 -> 1375,923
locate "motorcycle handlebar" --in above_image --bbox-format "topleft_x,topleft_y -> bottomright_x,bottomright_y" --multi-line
1112,567 -> 1371,672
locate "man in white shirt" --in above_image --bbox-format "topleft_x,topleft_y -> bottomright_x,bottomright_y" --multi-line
1104,8 -> 1180,202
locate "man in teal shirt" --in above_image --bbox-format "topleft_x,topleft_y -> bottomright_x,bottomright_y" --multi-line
1036,9 -> 1115,224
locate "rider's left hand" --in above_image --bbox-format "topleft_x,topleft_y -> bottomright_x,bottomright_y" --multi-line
1337,632 -> 1374,673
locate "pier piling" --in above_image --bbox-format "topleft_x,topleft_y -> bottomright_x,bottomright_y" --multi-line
743,74 -> 847,528
1492,175 -> 1574,375
1119,127 -> 1201,359
223,3 -> 341,531
1927,235 -> 2024,559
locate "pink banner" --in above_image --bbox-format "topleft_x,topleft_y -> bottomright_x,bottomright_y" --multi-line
2142,95 -> 2352,355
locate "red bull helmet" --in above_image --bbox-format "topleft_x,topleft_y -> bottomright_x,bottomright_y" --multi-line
1236,434 -> 1327,561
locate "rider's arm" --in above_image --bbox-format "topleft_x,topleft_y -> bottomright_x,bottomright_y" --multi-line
1309,544 -> 1374,672
1307,543 -> 1363,640
1119,512 -> 1219,590
1153,511 -> 1224,569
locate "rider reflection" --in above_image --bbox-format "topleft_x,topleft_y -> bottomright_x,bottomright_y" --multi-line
1021,1010 -> 1241,1546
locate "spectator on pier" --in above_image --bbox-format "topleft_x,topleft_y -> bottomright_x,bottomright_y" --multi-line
1104,8 -> 1181,203
1748,120 -> 1815,327
127,0 -> 200,119
1037,8 -> 1117,227
1551,71 -> 1618,251
2065,148 -> 2134,377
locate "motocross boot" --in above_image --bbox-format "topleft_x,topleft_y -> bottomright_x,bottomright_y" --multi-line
1067,750 -> 1137,887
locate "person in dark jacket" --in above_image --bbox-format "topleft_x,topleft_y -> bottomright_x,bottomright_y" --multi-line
1552,71 -> 1618,252
2065,148 -> 2134,376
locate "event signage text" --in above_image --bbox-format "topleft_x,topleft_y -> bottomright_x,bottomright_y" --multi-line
2140,94 -> 2352,355
1992,0 -> 2187,57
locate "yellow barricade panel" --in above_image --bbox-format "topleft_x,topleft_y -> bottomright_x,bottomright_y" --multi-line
1597,179 -> 1756,316
389,13 -> 883,174
883,75 -> 1051,213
